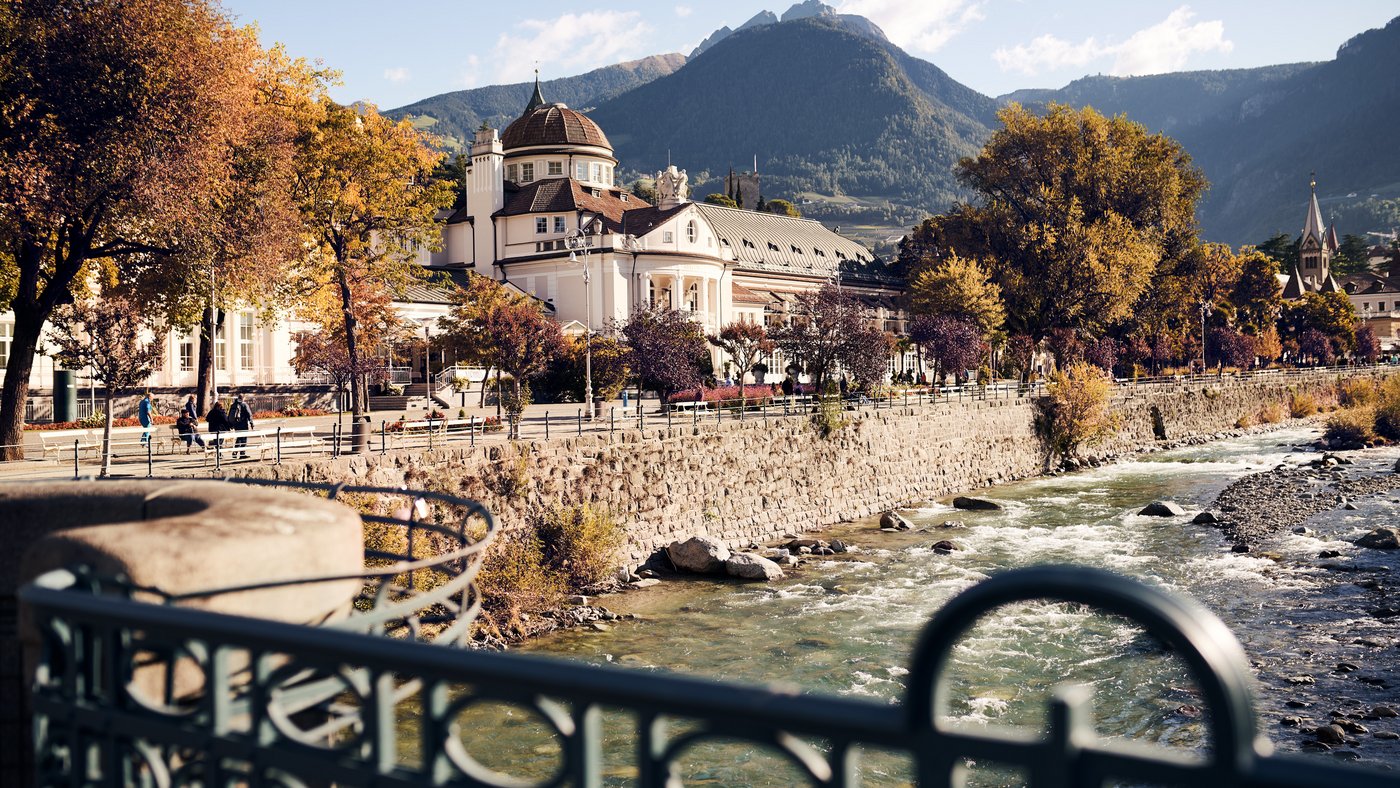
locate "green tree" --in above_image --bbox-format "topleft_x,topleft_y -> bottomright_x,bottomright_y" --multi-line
906,252 -> 1005,336
945,103 -> 1207,339
1334,233 -> 1372,275
1280,291 -> 1356,358
704,193 -> 739,208
1253,233 -> 1299,271
0,0 -> 263,459
1231,249 -> 1284,336
293,100 -> 455,450
763,198 -> 800,217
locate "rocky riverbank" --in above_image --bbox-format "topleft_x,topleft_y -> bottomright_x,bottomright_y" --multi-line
1192,441 -> 1400,761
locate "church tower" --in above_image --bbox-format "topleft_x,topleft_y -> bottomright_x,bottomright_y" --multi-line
1285,174 -> 1342,297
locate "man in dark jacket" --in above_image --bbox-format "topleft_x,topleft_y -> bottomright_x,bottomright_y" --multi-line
206,400 -> 229,454
228,393 -> 254,459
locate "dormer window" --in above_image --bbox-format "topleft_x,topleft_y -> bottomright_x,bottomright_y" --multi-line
575,162 -> 587,180
767,242 -> 780,252
814,249 -> 825,257
742,239 -> 755,249
791,245 -> 802,254
506,164 -> 518,182
547,161 -> 563,176
520,162 -> 534,183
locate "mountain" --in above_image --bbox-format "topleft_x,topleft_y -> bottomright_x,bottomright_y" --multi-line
692,1 -> 887,59
592,15 -> 997,237
1001,16 -> 1400,245
385,54 -> 687,150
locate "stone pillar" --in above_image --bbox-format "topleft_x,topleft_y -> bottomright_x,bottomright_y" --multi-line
1,480 -> 365,785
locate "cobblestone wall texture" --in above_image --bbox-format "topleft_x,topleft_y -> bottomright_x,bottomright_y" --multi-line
209,371 -> 1382,567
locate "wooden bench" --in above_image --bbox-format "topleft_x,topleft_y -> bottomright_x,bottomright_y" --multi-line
39,429 -> 98,460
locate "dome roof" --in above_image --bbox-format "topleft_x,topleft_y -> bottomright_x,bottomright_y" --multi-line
500,102 -> 611,152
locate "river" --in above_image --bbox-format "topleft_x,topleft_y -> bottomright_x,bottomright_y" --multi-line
456,426 -> 1400,784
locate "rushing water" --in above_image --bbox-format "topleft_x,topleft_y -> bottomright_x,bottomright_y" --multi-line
446,428 -> 1400,784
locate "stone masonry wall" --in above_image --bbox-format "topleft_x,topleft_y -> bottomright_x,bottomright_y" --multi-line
203,370 -> 1384,568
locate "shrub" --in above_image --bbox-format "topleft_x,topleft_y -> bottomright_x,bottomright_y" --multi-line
475,531 -> 565,639
1375,401 -> 1400,440
667,384 -> 776,406
1234,414 -> 1253,429
1289,391 -> 1318,418
1041,361 -> 1119,460
534,503 -> 623,590
1257,403 -> 1285,424
1324,407 -> 1375,445
812,393 -> 849,437
1339,378 -> 1377,408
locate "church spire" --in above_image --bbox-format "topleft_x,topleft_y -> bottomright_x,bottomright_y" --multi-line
525,68 -> 546,112
1303,171 -> 1325,244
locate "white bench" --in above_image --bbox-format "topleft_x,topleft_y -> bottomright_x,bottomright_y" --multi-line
671,400 -> 710,413
39,429 -> 98,460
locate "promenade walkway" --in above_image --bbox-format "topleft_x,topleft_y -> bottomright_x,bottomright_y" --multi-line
0,363 -> 1386,482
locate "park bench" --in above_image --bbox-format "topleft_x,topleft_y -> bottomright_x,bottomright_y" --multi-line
39,429 -> 98,460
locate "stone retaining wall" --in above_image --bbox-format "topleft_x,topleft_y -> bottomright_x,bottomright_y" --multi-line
201,370 -> 1384,567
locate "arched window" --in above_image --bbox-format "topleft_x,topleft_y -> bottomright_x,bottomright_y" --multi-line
686,220 -> 697,243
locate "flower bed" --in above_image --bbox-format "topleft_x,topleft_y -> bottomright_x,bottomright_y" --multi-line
667,385 -> 777,406
25,414 -> 177,431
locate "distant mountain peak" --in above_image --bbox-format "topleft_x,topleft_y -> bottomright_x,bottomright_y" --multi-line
690,3 -> 885,59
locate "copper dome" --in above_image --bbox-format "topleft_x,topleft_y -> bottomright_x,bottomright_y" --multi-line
500,103 -> 612,152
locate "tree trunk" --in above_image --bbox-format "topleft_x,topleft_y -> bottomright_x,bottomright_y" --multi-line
337,267 -> 368,452
478,365 -> 491,408
0,310 -> 44,461
99,391 -> 114,477
195,306 -> 221,414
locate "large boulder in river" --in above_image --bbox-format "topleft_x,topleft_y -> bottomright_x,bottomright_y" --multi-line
1357,527 -> 1400,550
1138,500 -> 1187,517
725,552 -> 785,581
1192,511 -> 1219,524
880,510 -> 915,530
667,536 -> 731,573
952,496 -> 1003,511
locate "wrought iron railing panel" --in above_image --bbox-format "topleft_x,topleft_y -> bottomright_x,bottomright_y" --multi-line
23,549 -> 1400,787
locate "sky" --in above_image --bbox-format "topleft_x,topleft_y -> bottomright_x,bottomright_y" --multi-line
220,1 -> 1400,110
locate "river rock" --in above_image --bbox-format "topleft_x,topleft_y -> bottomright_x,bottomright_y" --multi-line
1138,500 -> 1187,517
725,552 -> 785,581
952,496 -> 1003,511
1357,528 -> 1400,549
666,536 -> 731,573
932,540 -> 963,554
880,510 -> 915,530
629,578 -> 661,589
1315,724 -> 1347,745
1192,511 -> 1219,524
829,539 -> 850,553
1372,706 -> 1399,718
1376,731 -> 1400,740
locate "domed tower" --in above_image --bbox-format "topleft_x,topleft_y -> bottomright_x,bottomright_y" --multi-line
499,77 -> 617,189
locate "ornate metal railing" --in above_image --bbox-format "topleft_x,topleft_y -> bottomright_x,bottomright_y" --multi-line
22,538 -> 1400,788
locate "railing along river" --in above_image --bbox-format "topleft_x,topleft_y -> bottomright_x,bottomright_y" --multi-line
17,478 -> 1400,786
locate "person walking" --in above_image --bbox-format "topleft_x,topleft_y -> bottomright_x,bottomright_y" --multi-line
137,391 -> 156,447
206,399 -> 230,454
228,393 -> 254,459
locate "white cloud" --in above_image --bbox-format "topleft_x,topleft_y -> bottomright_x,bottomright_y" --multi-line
836,0 -> 985,54
674,5 -> 693,17
492,11 -> 653,84
383,66 -> 410,83
993,6 -> 1232,77
456,54 -> 481,88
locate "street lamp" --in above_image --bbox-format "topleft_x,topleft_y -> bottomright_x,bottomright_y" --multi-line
566,225 -> 596,419
1198,299 -> 1214,373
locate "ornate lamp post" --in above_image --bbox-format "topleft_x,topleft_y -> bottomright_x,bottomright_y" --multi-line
566,225 -> 596,419
1198,299 -> 1213,373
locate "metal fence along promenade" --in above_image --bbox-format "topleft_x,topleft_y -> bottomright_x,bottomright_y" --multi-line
1,363 -> 1388,481
17,480 -> 1400,786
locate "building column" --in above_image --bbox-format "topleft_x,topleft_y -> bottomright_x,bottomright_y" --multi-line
700,276 -> 710,327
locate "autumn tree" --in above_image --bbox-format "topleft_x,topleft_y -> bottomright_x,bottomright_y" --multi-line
1356,325 -> 1381,363
771,285 -> 884,394
0,0 -> 263,459
909,315 -> 984,385
1231,249 -> 1284,335
293,100 -> 455,450
437,274 -> 526,408
47,298 -> 165,476
932,103 -> 1206,339
1043,361 -> 1118,462
1208,326 -> 1256,369
1280,292 -> 1356,359
905,252 -> 1005,336
621,306 -> 708,403
708,322 -> 774,406
484,301 -> 566,437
